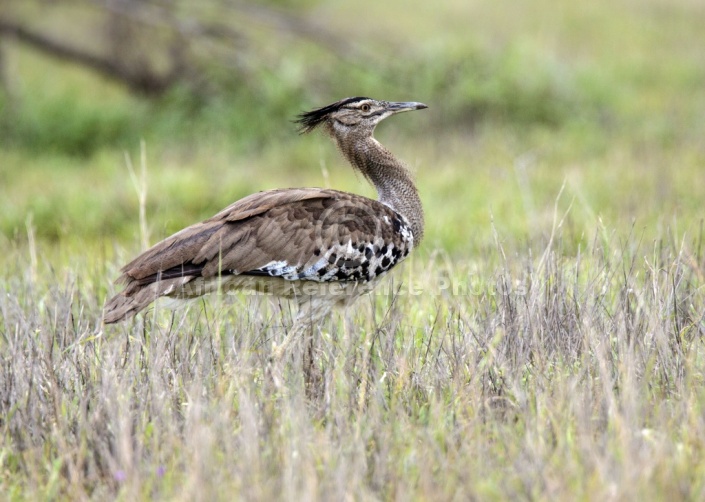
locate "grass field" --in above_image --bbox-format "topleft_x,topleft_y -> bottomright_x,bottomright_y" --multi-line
2,0 -> 705,499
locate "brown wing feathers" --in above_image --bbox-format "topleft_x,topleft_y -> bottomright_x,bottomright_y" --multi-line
103,189 -> 328,323
118,188 -> 330,281
103,188 -> 414,323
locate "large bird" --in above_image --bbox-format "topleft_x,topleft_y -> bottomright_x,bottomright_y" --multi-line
104,97 -> 427,355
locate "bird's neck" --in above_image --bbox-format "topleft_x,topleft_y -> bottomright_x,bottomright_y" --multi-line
336,133 -> 424,244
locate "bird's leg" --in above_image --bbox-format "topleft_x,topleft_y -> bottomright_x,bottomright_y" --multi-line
271,299 -> 330,360
302,320 -> 321,399
268,298 -> 331,392
270,308 -> 309,363
267,300 -> 316,391
267,315 -> 305,390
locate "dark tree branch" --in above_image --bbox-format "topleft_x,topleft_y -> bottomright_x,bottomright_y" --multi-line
0,20 -> 176,95
0,1 -> 370,98
97,0 -> 247,46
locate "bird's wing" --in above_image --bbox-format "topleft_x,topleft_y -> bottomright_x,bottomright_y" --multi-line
118,188 -> 333,282
118,188 -> 414,289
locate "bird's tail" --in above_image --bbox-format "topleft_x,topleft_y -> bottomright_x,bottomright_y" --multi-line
103,277 -> 191,324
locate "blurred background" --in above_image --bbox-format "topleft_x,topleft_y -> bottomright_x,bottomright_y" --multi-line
1,0 -> 704,258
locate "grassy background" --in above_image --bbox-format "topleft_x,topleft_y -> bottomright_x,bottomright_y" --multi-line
2,0 -> 705,499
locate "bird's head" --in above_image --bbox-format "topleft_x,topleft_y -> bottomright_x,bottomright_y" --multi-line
295,97 -> 427,138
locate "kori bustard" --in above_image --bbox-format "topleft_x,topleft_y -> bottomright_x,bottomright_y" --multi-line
104,97 -> 427,353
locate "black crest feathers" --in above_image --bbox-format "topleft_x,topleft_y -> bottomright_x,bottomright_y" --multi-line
294,97 -> 370,134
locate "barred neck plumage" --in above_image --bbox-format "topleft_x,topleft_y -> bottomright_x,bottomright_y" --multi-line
295,97 -> 427,244
334,130 -> 425,244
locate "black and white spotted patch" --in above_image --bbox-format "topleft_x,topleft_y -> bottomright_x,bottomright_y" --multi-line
249,213 -> 414,283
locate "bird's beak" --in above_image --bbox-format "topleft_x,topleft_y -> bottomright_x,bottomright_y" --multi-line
386,101 -> 428,114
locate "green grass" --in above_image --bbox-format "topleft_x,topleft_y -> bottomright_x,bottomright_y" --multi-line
2,0 -> 705,499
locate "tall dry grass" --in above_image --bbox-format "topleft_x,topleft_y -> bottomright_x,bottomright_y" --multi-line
2,223 -> 704,500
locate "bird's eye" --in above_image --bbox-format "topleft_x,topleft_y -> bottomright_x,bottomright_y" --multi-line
360,104 -> 371,112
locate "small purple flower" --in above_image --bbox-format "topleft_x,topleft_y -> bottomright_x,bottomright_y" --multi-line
114,470 -> 127,482
156,465 -> 166,477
